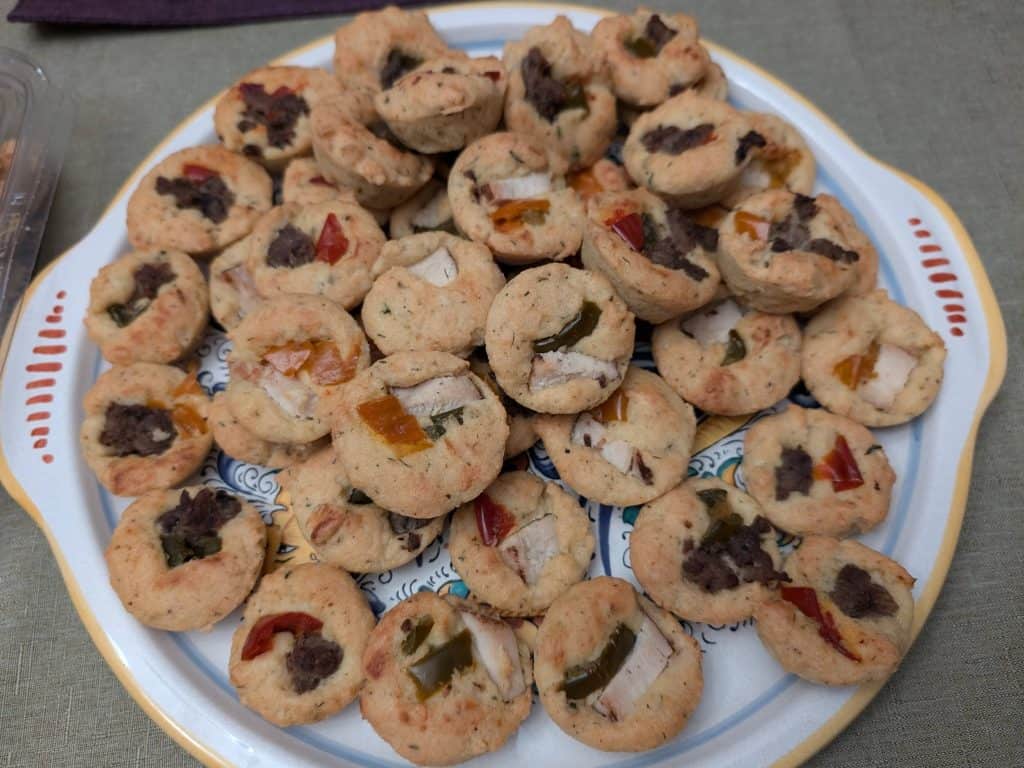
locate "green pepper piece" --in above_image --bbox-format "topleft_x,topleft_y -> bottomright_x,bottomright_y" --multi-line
107,302 -> 143,328
407,629 -> 474,700
521,206 -> 549,227
702,513 -> 746,545
721,329 -> 746,366
624,36 -> 658,58
424,406 -> 465,441
401,615 -> 435,656
160,532 -> 222,568
532,301 -> 603,353
561,623 -> 636,700
562,81 -> 590,116
347,488 -> 373,505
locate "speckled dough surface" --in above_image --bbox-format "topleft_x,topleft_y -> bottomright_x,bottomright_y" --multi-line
755,536 -> 915,685
375,54 -> 507,154
722,111 -> 816,206
652,297 -> 802,415
802,290 -> 946,426
105,487 -> 265,631
278,448 -> 444,572
228,563 -> 376,726
448,471 -> 594,615
503,16 -> 617,171
592,9 -> 709,108
209,235 -> 262,331
360,592 -> 533,766
331,350 -> 508,519
631,477 -> 785,624
624,92 -> 760,208
223,296 -> 370,444
533,367 -> 696,506
209,392 -> 325,469
80,363 -> 212,497
214,66 -> 344,170
126,145 -> 273,256
448,131 -> 585,265
468,355 -> 538,458
361,231 -> 506,357
281,156 -> 358,207
247,199 -> 386,310
85,249 -> 209,365
581,188 -> 721,323
534,576 -> 703,752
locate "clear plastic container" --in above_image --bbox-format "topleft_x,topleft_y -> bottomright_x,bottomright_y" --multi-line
0,47 -> 74,338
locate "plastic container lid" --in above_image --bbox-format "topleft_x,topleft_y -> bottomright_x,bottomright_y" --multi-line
0,47 -> 74,345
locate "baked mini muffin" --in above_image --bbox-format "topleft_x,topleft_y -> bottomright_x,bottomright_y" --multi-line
722,112 -> 816,205
468,355 -> 537,457
127,145 -> 273,256
592,9 -> 710,108
332,5 -> 449,94
802,290 -> 946,426
503,16 -> 617,171
229,563 -> 376,726
214,66 -> 344,170
281,157 -> 357,207
80,363 -> 212,497
816,193 -> 879,296
581,188 -> 721,323
534,576 -> 703,752
332,351 -> 508,519
85,249 -> 208,365
209,235 -> 262,330
755,536 -> 915,685
361,592 -> 532,766
246,199 -> 386,310
311,88 -> 434,209
278,448 -> 445,572
388,178 -> 455,238
652,297 -> 802,415
534,367 -> 696,506
106,486 -> 265,631
448,131 -> 585,265
742,404 -> 896,537
361,231 -> 506,357
375,54 -> 507,154
631,477 -> 787,625
223,296 -> 370,444
624,92 -> 763,208
716,190 -> 861,313
209,392 -> 325,468
448,472 -> 594,615
566,157 -> 633,203
485,264 -> 635,414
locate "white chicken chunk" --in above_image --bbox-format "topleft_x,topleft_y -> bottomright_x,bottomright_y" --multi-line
411,187 -> 453,229
498,514 -> 559,585
570,413 -> 651,484
391,375 -> 482,417
407,246 -> 458,287
857,343 -> 918,410
232,361 -> 317,418
460,611 -> 526,701
529,351 -> 620,391
680,299 -> 745,347
484,172 -> 551,203
593,614 -> 673,721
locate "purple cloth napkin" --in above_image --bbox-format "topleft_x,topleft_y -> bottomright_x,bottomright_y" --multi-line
8,0 -> 426,26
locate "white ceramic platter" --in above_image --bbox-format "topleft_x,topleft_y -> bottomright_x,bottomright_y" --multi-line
0,4 -> 1006,768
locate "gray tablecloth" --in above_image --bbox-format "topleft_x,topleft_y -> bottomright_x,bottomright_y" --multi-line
1,1 -> 1021,766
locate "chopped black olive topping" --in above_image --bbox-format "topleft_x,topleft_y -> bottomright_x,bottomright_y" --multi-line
381,49 -> 423,89
156,488 -> 241,568
682,506 -> 788,593
735,130 -> 767,164
286,633 -> 343,693
521,47 -> 588,122
830,564 -> 898,618
106,262 -> 175,327
641,211 -> 713,278
99,402 -> 176,458
624,15 -> 677,60
775,445 -> 813,501
237,82 -> 310,149
266,223 -> 315,268
155,173 -> 235,224
641,123 -> 714,155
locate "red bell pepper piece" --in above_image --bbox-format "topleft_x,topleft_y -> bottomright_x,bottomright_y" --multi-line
241,611 -> 324,660
605,211 -> 644,251
780,586 -> 861,662
813,435 -> 865,492
474,494 -> 516,546
315,213 -> 349,265
182,164 -> 216,183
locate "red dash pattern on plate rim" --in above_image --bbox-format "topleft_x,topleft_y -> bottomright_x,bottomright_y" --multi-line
23,290 -> 68,463
907,219 -> 966,338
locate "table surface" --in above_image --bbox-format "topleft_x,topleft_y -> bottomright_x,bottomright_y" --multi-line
1,1 -> 1022,766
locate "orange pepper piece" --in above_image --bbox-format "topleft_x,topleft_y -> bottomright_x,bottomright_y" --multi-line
357,395 -> 431,456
